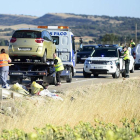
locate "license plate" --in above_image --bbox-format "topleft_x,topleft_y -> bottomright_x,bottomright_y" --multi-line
93,66 -> 103,69
18,48 -> 31,51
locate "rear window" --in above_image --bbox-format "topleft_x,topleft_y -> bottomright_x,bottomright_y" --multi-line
12,30 -> 41,38
82,46 -> 97,51
91,49 -> 118,57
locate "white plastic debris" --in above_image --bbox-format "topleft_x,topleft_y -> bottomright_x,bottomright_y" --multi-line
38,89 -> 63,101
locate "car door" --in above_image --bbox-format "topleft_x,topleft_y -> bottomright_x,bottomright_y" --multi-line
118,49 -> 124,70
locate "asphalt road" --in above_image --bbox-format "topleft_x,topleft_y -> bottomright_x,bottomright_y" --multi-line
3,64 -> 140,91
47,64 -> 140,92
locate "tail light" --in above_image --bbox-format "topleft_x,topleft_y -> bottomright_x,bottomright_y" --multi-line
10,37 -> 16,43
35,38 -> 44,43
133,52 -> 136,59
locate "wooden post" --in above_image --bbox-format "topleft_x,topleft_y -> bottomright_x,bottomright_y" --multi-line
0,88 -> 2,109
0,89 -> 2,101
11,92 -> 14,99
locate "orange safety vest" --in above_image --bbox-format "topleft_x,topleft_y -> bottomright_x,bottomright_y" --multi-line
0,53 -> 9,67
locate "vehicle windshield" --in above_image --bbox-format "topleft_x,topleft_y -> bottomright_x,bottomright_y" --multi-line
82,46 -> 96,51
12,30 -> 41,38
91,49 -> 118,57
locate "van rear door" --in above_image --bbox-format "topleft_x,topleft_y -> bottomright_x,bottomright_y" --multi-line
135,44 -> 140,64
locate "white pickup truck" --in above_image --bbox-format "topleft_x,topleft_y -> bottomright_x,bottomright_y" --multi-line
83,47 -> 135,78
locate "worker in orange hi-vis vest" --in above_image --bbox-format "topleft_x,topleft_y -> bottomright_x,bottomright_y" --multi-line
0,48 -> 11,89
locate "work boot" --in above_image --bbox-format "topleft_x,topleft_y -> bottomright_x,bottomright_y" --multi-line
125,75 -> 129,78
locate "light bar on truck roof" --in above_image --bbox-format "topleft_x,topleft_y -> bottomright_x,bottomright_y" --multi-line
37,26 -> 69,30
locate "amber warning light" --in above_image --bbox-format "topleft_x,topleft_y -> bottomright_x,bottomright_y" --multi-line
38,26 -> 69,29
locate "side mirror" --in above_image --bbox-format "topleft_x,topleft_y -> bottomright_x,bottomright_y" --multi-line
53,40 -> 57,44
120,56 -> 124,58
53,40 -> 56,43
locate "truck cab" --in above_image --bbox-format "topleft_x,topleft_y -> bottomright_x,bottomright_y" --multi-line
38,26 -> 76,78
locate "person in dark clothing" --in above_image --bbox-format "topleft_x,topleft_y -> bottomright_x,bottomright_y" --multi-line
123,46 -> 130,78
53,53 -> 64,86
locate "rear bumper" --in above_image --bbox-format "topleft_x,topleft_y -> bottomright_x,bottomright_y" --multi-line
135,64 -> 140,67
9,51 -> 43,57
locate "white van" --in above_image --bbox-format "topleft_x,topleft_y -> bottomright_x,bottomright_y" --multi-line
133,44 -> 140,69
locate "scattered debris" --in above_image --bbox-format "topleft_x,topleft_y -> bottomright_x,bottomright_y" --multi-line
10,83 -> 29,95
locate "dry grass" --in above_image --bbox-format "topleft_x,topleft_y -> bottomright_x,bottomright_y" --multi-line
0,24 -> 37,30
0,77 -> 140,133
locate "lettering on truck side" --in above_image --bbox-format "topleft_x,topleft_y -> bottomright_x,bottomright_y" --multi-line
50,32 -> 67,36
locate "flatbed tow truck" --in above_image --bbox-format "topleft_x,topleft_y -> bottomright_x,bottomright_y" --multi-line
9,60 -> 73,85
9,25 -> 76,85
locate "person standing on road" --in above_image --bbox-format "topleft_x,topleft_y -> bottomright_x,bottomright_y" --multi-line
130,39 -> 135,48
53,53 -> 64,86
0,48 -> 11,89
123,46 -> 130,78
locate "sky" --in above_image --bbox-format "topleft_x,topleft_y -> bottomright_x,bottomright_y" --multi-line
1,0 -> 140,18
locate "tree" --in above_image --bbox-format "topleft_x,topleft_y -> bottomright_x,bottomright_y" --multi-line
0,39 -> 5,46
101,34 -> 118,44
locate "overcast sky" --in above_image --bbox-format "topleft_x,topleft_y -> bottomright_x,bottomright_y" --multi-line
1,0 -> 140,18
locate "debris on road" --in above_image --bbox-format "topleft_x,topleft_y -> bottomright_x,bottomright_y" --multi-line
10,83 -> 29,95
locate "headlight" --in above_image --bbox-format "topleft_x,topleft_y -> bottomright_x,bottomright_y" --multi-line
106,61 -> 115,65
85,60 -> 91,64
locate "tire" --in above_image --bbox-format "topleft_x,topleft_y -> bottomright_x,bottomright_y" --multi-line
112,67 -> 120,78
10,76 -> 22,84
52,76 -> 57,85
94,74 -> 99,77
130,64 -> 134,73
66,67 -> 72,83
83,69 -> 91,78
41,51 -> 46,63
122,70 -> 126,77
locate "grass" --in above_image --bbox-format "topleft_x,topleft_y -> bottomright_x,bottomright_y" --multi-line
0,77 -> 140,134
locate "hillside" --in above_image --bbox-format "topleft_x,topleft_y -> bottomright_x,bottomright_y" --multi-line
0,13 -> 140,43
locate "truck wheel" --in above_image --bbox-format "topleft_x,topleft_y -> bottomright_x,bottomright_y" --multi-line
52,76 -> 57,85
94,74 -> 99,77
112,67 -> 120,78
130,64 -> 134,73
10,76 -> 22,84
66,68 -> 72,83
83,69 -> 91,78
122,70 -> 126,77
41,51 -> 46,63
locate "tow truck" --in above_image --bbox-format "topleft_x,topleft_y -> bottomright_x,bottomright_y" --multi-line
9,26 -> 76,84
